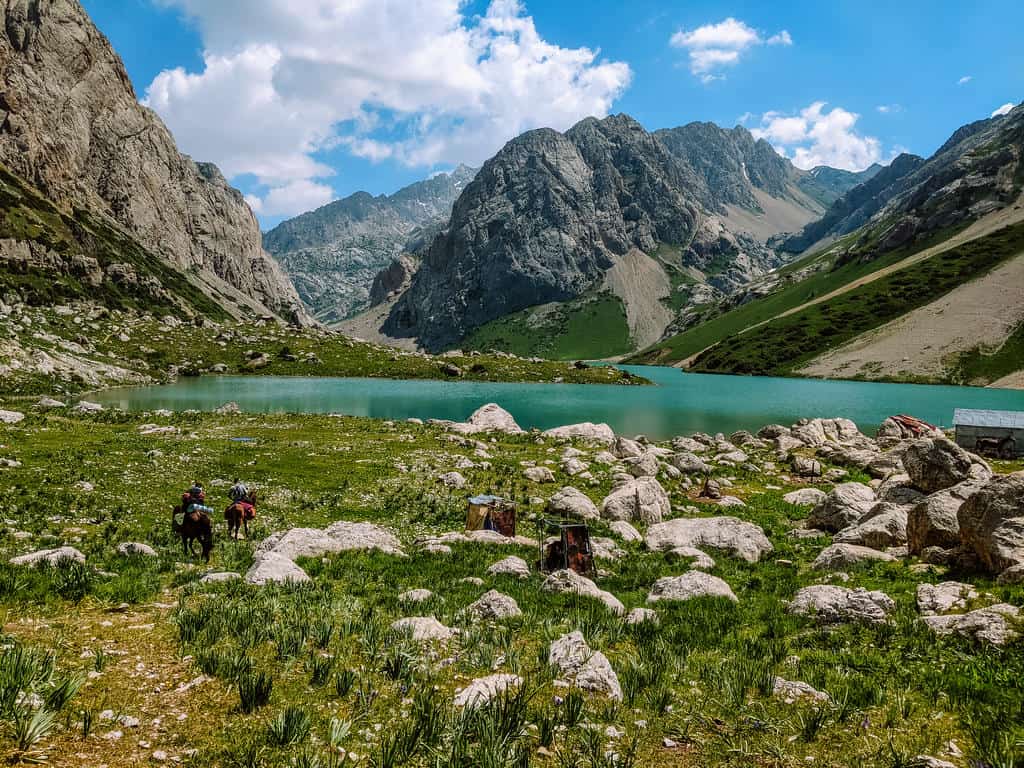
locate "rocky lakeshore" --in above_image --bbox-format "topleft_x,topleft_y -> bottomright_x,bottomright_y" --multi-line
0,401 -> 1021,766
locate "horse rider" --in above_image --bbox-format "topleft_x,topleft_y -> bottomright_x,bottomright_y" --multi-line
228,478 -> 249,504
177,481 -> 214,526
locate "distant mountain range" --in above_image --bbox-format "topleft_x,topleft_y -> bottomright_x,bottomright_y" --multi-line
330,116 -> 871,354
263,166 -> 476,324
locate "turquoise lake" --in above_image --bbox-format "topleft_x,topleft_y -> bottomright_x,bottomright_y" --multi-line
87,367 -> 1024,441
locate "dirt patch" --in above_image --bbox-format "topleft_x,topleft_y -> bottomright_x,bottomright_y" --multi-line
602,248 -> 674,350
337,293 -> 419,351
723,187 -> 824,241
990,370 -> 1024,389
800,251 -> 1024,381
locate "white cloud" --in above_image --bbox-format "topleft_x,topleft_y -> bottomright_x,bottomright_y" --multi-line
669,17 -> 791,82
246,179 -> 336,218
991,102 -> 1015,117
957,75 -> 972,85
145,0 -> 631,216
876,103 -> 901,114
751,102 -> 882,171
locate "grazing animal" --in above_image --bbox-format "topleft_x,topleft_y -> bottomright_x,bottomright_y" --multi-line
172,505 -> 213,561
225,490 -> 258,540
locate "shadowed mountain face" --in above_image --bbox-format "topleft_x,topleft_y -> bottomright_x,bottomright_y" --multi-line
376,115 -> 867,352
0,0 -> 305,323
263,167 -> 476,324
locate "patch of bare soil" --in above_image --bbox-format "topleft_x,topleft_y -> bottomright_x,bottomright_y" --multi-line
800,251 -> 1024,382
723,187 -> 823,241
337,293 -> 419,351
602,248 -> 674,350
990,370 -> 1024,389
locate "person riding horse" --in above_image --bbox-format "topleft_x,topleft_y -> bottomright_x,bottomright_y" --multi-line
225,478 -> 257,539
173,481 -> 214,561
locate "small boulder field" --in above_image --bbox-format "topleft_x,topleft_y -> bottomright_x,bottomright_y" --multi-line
0,403 -> 1021,767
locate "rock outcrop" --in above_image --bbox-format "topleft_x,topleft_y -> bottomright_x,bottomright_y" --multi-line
957,472 -> 1024,575
0,0 -> 304,321
788,585 -> 895,624
645,516 -> 772,563
548,632 -> 622,700
600,476 -> 670,524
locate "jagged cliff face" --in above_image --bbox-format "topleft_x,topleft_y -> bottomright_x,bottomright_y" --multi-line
0,0 -> 304,321
264,166 -> 475,324
383,115 -> 792,351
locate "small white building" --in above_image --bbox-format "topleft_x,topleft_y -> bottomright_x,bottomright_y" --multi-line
953,408 -> 1024,459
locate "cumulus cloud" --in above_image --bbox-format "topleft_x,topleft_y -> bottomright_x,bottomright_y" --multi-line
957,75 -> 972,85
145,0 -> 631,218
245,180 -> 336,218
670,17 -> 791,83
751,102 -> 882,171
991,102 -> 1015,117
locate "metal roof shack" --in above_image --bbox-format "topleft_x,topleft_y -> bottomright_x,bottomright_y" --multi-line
953,408 -> 1024,458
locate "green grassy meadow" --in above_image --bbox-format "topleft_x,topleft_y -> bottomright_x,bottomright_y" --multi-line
0,408 -> 1021,767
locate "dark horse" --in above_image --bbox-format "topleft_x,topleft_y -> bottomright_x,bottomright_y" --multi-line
225,490 -> 258,540
172,505 -> 213,561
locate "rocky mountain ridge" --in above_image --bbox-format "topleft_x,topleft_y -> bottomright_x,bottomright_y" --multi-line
366,114 -> 869,353
264,166 -> 476,324
0,0 -> 304,323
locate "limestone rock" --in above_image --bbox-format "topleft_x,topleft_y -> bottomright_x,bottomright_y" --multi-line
807,482 -> 876,532
670,451 -> 710,474
487,556 -> 531,579
466,590 -> 522,620
772,677 -> 829,704
0,410 -> 25,424
260,522 -> 404,560
600,476 -> 669,524
784,488 -> 827,507
542,423 -> 615,445
459,403 -> 523,434
199,571 -> 241,583
788,585 -> 895,624
812,543 -> 897,570
876,474 -> 926,506
454,674 -> 521,708
916,581 -> 980,615
647,572 -> 737,603
903,438 -> 981,493
907,481 -> 982,554
957,472 -> 1024,574
10,546 -> 85,566
546,487 -> 600,520
609,520 -> 642,542
548,632 -> 622,700
439,471 -> 467,489
625,607 -> 659,625
116,542 -> 157,558
244,553 -> 310,585
645,516 -> 772,563
524,466 -> 556,483
541,569 -> 624,614
611,437 -> 643,459
391,616 -> 456,642
923,604 -> 1020,645
833,504 -> 907,550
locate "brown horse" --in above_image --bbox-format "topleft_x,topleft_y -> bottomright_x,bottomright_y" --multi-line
225,490 -> 258,540
172,505 -> 213,561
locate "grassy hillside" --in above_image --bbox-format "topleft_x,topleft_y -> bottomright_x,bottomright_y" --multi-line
463,293 -> 633,360
689,220 -> 1024,377
628,224 -> 970,367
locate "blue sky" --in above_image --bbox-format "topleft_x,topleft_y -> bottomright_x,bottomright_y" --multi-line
83,0 -> 1022,230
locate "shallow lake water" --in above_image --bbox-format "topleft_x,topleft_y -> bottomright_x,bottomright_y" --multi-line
87,367 -> 1024,441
